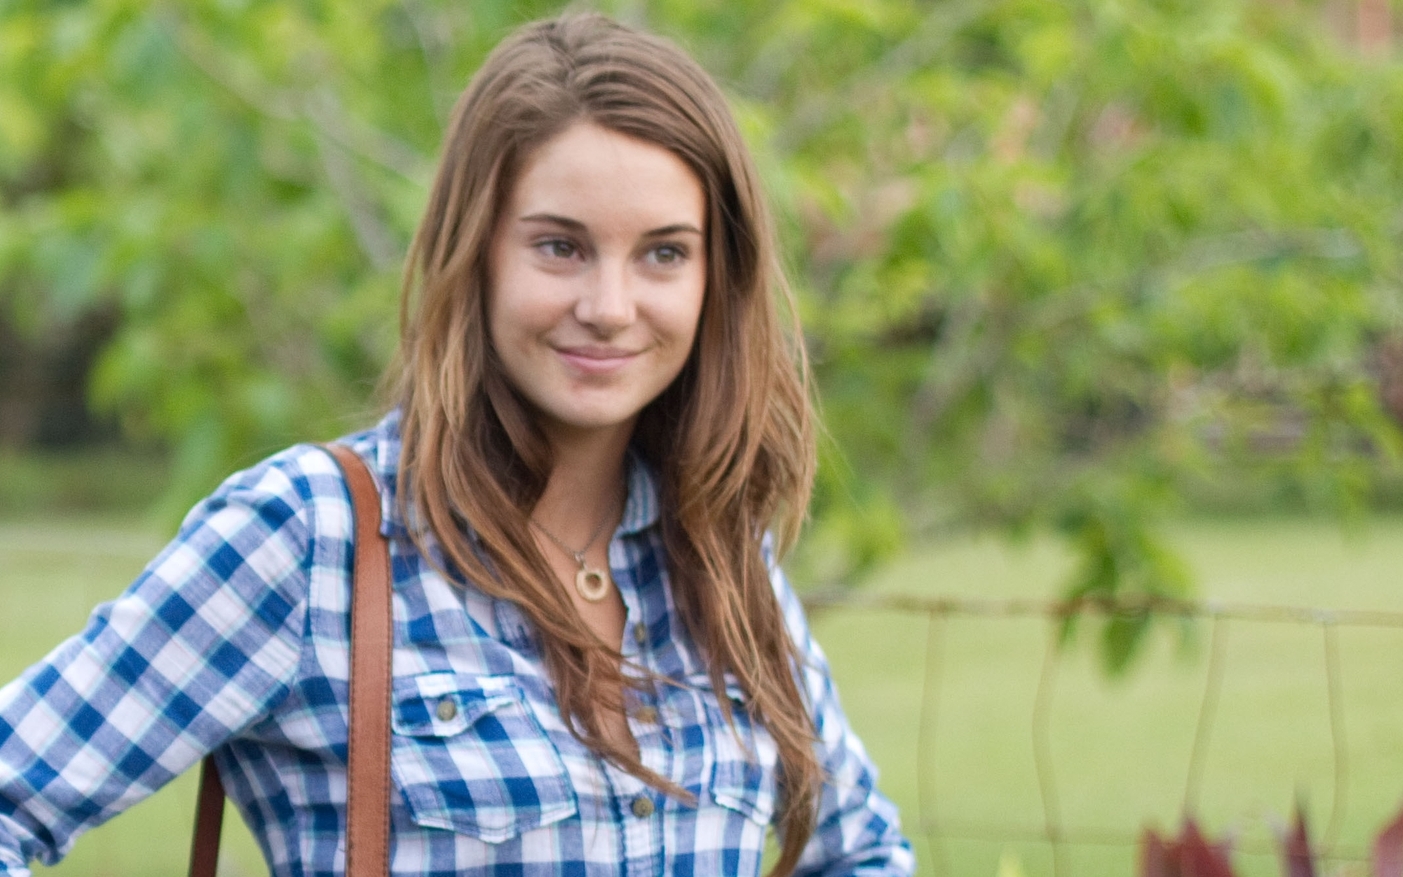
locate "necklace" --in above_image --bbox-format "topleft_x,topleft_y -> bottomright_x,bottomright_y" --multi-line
530,507 -> 615,603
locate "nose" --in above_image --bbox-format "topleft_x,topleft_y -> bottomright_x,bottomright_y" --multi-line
575,261 -> 635,334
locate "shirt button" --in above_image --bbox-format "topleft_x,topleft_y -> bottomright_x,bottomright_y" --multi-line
436,699 -> 458,722
632,622 -> 648,645
634,706 -> 658,724
630,795 -> 654,818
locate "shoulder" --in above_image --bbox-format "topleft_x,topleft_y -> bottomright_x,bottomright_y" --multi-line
143,417 -> 404,613
169,445 -> 343,575
758,535 -> 840,711
760,534 -> 809,641
196,443 -> 344,516
179,410 -> 400,543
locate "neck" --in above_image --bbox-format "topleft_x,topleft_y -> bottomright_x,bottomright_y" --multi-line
531,424 -> 632,549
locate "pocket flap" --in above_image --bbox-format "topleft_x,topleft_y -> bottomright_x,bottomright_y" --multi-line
687,674 -> 780,826
388,671 -> 577,842
391,672 -> 518,737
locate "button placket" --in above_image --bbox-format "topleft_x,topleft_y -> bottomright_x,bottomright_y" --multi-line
596,752 -> 661,877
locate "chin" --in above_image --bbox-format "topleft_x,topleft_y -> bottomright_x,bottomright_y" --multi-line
541,407 -> 641,437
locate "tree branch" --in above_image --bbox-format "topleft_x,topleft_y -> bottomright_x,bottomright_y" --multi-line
397,0 -> 454,128
772,0 -> 986,153
160,7 -> 429,182
313,131 -> 401,272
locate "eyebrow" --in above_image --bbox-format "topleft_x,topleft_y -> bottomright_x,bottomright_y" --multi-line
517,213 -> 703,237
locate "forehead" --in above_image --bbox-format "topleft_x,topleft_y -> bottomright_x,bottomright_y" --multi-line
504,122 -> 706,230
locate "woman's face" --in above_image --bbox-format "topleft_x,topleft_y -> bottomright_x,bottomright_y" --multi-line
487,121 -> 707,450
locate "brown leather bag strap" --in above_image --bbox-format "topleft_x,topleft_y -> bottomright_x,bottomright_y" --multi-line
187,755 -> 225,877
328,443 -> 395,876
188,443 -> 393,877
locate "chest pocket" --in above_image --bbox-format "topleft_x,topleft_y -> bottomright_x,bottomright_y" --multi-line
390,672 -> 577,842
687,675 -> 781,827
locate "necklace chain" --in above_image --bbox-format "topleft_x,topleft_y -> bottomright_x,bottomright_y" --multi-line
530,512 -> 611,563
530,497 -> 620,603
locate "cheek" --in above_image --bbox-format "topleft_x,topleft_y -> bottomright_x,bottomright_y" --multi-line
679,303 -> 704,351
486,287 -> 514,341
486,265 -> 547,346
484,298 -> 514,369
485,238 -> 553,345
666,264 -> 707,339
677,280 -> 707,349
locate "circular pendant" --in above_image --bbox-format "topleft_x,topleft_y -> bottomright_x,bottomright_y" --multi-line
575,566 -> 611,602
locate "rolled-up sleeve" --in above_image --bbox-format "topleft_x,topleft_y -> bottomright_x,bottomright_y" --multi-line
770,566 -> 916,877
0,454 -> 316,874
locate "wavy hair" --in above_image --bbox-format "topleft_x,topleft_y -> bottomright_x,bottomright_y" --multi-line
391,13 -> 818,874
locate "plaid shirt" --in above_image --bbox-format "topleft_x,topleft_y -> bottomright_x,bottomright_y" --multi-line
0,411 -> 912,876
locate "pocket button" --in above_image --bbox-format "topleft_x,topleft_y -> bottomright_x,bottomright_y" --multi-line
435,698 -> 458,722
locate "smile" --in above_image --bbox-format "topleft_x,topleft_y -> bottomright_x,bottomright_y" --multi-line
555,346 -> 640,374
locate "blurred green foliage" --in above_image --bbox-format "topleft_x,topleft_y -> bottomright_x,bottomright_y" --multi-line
0,446 -> 167,517
5,0 -> 1403,667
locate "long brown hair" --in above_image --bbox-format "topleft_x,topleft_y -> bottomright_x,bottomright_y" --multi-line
392,13 -> 819,873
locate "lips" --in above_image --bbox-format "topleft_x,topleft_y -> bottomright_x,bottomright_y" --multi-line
555,345 -> 640,375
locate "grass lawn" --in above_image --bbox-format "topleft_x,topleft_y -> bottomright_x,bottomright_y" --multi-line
3,515 -> 1403,876
817,517 -> 1403,877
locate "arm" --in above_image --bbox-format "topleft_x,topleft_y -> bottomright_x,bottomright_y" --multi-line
770,567 -> 916,877
0,448 -> 324,874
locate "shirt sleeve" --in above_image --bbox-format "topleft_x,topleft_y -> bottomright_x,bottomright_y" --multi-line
0,449 -> 322,874
770,565 -> 917,877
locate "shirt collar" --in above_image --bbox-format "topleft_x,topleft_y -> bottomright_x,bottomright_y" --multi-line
617,447 -> 661,536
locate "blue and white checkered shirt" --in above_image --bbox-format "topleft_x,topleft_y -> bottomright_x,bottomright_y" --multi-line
0,411 -> 912,876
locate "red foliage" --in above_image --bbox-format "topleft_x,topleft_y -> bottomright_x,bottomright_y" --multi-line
1376,803 -> 1403,877
1279,805 -> 1315,877
1138,800 -> 1403,877
1139,819 -> 1236,877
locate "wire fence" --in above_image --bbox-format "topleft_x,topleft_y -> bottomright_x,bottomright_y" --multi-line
801,591 -> 1403,876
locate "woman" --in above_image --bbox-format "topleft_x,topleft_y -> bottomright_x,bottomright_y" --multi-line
0,13 -> 912,877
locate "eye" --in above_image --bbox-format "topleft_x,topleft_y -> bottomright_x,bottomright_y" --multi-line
647,243 -> 688,266
534,238 -> 580,260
